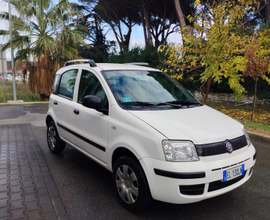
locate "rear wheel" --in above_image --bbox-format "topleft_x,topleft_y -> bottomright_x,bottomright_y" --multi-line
47,121 -> 65,154
113,156 -> 152,212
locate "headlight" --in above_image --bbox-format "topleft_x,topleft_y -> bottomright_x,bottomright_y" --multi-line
243,128 -> 251,147
162,140 -> 199,162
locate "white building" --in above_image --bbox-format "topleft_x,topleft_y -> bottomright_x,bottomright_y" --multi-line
0,44 -> 7,76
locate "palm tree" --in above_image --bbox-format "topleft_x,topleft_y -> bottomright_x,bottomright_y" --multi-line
0,0 -> 85,100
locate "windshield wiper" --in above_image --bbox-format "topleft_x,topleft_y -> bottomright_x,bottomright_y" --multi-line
121,101 -> 155,106
155,102 -> 183,108
121,100 -> 202,108
155,100 -> 203,108
167,100 -> 203,106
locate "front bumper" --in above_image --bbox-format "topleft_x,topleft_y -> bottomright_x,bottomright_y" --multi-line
140,144 -> 256,204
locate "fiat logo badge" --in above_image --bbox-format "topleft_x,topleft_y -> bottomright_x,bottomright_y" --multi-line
225,141 -> 233,153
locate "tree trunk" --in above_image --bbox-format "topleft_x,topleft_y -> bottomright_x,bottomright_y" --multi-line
141,1 -> 153,46
174,0 -> 186,29
28,54 -> 54,99
140,8 -> 148,46
266,1 -> 270,21
123,27 -> 132,50
200,76 -> 213,104
251,79 -> 258,122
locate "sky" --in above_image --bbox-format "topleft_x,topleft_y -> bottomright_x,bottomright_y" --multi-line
0,0 -> 181,60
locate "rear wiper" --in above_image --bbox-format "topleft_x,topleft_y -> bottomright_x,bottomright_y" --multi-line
121,101 -> 155,106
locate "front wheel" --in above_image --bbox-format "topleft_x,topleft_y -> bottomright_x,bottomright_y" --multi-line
47,121 -> 65,154
113,156 -> 152,212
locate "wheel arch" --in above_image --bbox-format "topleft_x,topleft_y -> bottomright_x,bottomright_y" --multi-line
46,115 -> 54,126
111,147 -> 151,191
112,147 -> 139,169
111,147 -> 153,212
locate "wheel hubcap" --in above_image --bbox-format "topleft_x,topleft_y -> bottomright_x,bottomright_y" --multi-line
47,125 -> 56,149
115,165 -> 139,204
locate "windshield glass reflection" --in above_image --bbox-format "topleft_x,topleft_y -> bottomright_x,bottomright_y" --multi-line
103,70 -> 199,109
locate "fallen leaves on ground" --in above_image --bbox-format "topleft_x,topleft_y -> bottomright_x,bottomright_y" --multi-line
218,108 -> 270,123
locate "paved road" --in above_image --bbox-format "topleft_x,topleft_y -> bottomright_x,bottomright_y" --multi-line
0,104 -> 269,220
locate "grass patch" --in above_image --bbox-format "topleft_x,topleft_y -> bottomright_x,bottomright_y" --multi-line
239,120 -> 270,132
0,81 -> 41,103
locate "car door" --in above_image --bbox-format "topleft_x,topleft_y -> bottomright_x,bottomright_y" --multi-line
71,69 -> 110,164
52,68 -> 82,146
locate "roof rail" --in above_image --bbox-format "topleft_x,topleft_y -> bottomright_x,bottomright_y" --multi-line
125,62 -> 156,69
64,59 -> 97,67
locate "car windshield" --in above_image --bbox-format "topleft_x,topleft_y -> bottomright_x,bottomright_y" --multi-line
102,70 -> 202,110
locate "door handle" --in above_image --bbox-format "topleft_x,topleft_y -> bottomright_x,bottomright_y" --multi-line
73,109 -> 79,115
53,101 -> 58,105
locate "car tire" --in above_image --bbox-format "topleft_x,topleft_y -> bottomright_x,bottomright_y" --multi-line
47,121 -> 65,154
113,156 -> 152,213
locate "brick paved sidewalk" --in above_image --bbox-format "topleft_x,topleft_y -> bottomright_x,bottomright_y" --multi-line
0,124 -> 68,220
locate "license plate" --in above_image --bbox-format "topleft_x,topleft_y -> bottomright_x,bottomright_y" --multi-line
223,164 -> 245,182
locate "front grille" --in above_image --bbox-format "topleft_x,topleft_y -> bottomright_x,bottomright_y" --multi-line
208,171 -> 246,192
180,184 -> 205,195
196,135 -> 247,157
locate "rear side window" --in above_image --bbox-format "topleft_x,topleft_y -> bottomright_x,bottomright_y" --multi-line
58,69 -> 78,99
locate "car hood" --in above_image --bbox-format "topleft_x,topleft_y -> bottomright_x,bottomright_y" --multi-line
129,105 -> 244,144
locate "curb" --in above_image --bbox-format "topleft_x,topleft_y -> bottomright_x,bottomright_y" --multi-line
0,101 -> 49,106
248,131 -> 270,143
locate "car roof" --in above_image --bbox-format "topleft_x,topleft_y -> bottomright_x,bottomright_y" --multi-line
56,62 -> 159,74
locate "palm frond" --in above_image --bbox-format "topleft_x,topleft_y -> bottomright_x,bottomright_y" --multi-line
0,30 -> 10,36
35,34 -> 57,56
5,0 -> 86,98
0,12 -> 10,21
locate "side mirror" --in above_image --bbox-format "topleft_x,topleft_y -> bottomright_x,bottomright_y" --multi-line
82,95 -> 102,110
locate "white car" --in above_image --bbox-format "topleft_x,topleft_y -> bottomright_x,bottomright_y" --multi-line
46,59 -> 256,212
15,75 -> 24,82
5,74 -> 13,81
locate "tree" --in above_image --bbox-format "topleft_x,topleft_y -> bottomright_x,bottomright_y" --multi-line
93,0 -> 196,50
122,0 -> 154,47
73,2 -> 116,62
174,0 -> 186,29
242,34 -> 270,121
0,0 -> 85,100
173,0 -> 196,39
95,0 -> 140,52
149,0 -> 178,48
160,0 -> 270,104
148,0 -> 195,46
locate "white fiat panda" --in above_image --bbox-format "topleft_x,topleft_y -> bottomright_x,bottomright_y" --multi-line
46,59 -> 256,212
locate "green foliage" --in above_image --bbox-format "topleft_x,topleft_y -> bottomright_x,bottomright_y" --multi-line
242,77 -> 270,99
108,46 -> 165,68
77,14 -> 116,62
159,0 -> 270,104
